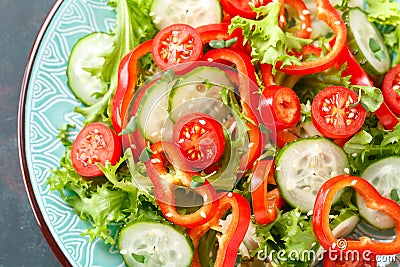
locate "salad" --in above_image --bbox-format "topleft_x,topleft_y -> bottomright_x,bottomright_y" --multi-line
47,0 -> 400,266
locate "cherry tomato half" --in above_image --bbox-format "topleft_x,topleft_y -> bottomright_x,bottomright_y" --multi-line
311,86 -> 366,139
71,122 -> 122,178
172,113 -> 226,171
152,24 -> 203,70
382,64 -> 400,115
258,85 -> 301,132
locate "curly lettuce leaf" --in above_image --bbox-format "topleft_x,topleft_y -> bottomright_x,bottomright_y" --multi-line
229,2 -> 312,74
294,65 -> 350,102
253,208 -> 318,266
99,156 -> 162,222
47,150 -> 129,244
350,85 -> 384,112
344,123 -> 400,174
48,148 -> 160,244
365,0 -> 400,25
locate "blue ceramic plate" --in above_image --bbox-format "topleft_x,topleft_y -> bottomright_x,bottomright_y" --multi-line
18,0 -> 399,266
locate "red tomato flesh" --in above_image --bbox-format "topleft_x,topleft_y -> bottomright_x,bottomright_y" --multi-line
71,122 -> 122,178
173,113 -> 226,171
311,86 -> 366,139
152,24 -> 203,70
382,64 -> 400,115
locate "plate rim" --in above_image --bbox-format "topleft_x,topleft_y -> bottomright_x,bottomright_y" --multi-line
17,0 -> 72,266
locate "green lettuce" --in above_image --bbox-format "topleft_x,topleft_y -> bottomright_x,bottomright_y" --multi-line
350,85 -> 384,112
294,65 -> 350,102
253,208 -> 318,267
365,0 -> 400,25
344,123 -> 400,174
48,148 -> 160,244
229,2 -> 312,74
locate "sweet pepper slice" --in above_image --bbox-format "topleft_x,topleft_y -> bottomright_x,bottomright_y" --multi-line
313,174 -> 400,255
187,192 -> 251,267
145,142 -> 219,228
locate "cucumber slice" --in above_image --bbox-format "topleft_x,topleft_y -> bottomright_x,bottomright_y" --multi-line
344,8 -> 390,83
331,209 -> 360,238
118,221 -> 193,267
275,137 -> 349,212
67,32 -> 113,106
168,66 -> 234,122
357,156 -> 400,229
150,0 -> 222,30
136,79 -> 174,143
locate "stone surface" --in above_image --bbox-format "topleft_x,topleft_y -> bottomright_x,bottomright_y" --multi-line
0,0 -> 60,266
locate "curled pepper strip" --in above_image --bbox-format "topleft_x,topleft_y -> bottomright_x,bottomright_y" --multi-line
144,142 -> 219,228
260,63 -> 275,87
313,174 -> 400,255
279,0 -> 347,75
111,39 -> 153,135
251,160 -> 285,224
285,0 -> 312,39
204,48 -> 264,173
239,102 -> 264,173
204,48 -> 259,114
196,23 -> 249,53
187,192 -> 251,267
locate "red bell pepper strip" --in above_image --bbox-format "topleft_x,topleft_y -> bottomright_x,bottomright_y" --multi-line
239,102 -> 264,174
111,39 -> 153,135
382,64 -> 400,115
313,174 -> 400,255
279,0 -> 347,75
204,48 -> 259,111
323,239 -> 377,267
187,192 -> 251,267
335,45 -> 372,87
375,103 -> 399,130
260,63 -> 275,87
284,0 -> 312,39
334,45 -> 399,130
333,137 -> 351,147
196,23 -> 249,53
275,130 -> 299,148
144,142 -> 219,228
204,48 -> 264,173
251,160 -> 285,224
259,85 -> 302,132
120,78 -> 159,153
197,23 -> 232,45
219,0 -> 265,19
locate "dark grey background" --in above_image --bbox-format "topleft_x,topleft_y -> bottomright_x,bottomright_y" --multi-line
0,0 -> 60,266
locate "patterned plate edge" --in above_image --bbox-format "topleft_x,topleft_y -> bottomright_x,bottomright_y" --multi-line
17,0 -> 72,266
